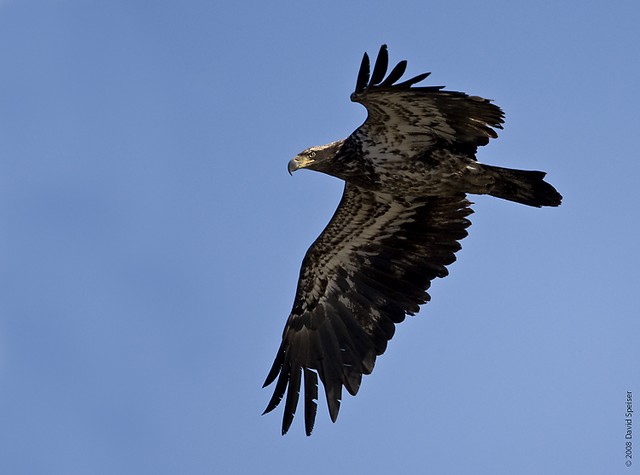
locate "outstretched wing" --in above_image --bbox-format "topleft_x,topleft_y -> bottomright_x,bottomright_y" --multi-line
351,45 -> 504,157
263,184 -> 472,435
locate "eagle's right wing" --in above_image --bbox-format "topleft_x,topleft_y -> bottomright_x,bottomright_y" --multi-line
350,45 -> 504,157
263,183 -> 472,435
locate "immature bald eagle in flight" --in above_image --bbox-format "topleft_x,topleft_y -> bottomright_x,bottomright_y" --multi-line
263,45 -> 561,435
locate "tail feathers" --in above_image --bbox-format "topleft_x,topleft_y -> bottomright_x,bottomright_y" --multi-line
483,164 -> 562,207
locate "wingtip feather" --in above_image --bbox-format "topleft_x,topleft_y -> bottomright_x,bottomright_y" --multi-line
355,51 -> 370,94
370,44 -> 389,86
263,366 -> 289,416
281,365 -> 302,435
304,368 -> 318,436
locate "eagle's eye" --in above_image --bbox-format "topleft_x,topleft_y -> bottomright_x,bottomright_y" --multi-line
308,151 -> 316,158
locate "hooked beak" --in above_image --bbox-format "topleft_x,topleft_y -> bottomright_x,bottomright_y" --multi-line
287,156 -> 314,175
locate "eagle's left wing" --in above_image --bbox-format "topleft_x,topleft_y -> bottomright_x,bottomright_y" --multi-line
350,45 -> 504,157
263,184 -> 472,435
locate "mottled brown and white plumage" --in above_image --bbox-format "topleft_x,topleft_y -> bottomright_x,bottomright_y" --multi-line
263,45 -> 561,436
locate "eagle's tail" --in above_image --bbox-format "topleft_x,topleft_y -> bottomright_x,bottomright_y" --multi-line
483,164 -> 562,207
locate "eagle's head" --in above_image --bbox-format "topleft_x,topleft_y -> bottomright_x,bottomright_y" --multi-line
288,139 -> 346,175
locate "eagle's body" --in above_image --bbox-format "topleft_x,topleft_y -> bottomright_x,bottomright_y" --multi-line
264,45 -> 561,436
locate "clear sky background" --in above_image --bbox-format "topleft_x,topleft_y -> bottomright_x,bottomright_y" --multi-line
1,1 -> 639,474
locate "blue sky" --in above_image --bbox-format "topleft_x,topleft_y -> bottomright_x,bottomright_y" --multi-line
1,1 -> 639,473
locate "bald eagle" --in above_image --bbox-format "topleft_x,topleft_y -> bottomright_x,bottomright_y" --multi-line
263,45 -> 561,435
